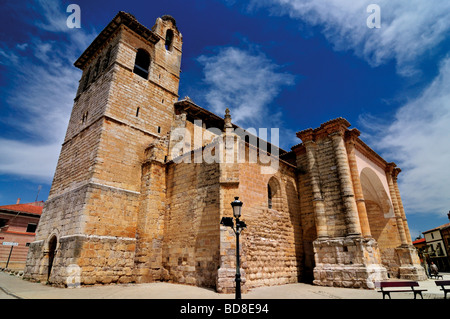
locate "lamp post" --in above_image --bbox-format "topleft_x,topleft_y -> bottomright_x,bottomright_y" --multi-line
220,197 -> 246,299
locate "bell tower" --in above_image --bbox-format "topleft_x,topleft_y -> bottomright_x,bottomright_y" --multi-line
24,12 -> 183,285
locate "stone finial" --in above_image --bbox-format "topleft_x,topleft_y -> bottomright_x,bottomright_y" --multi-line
224,108 -> 232,129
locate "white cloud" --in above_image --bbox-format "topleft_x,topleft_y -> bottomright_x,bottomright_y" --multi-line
0,0 -> 95,182
0,139 -> 61,183
198,46 -> 296,128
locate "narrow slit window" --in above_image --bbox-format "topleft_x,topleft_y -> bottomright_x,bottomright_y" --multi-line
268,185 -> 272,209
82,111 -> 88,124
133,49 -> 150,79
136,107 -> 140,117
157,126 -> 161,134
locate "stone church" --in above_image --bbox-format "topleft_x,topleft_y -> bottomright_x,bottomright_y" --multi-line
24,12 -> 426,292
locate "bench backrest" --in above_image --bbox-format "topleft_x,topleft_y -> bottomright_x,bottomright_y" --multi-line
376,281 -> 419,288
435,280 -> 450,286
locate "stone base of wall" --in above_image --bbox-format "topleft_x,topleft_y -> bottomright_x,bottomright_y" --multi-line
23,240 -> 46,283
216,267 -> 247,294
313,264 -> 388,289
312,236 -> 388,289
396,246 -> 427,281
24,234 -> 136,287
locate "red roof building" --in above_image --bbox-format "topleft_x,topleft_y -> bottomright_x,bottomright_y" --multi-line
0,200 -> 43,271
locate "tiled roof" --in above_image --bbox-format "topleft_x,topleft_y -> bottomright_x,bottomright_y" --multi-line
0,202 -> 44,216
423,222 -> 450,233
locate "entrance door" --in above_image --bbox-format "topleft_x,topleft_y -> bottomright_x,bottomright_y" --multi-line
47,236 -> 57,281
303,240 -> 315,283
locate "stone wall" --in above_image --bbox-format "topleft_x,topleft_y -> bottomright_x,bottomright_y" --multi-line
239,161 -> 303,289
163,155 -> 221,288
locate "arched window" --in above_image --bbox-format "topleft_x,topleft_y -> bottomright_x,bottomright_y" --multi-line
267,176 -> 282,211
165,29 -> 174,51
133,49 -> 150,79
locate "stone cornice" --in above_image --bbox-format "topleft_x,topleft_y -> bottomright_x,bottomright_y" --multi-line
296,117 -> 351,143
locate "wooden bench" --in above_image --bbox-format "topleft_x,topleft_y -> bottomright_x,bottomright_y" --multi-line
435,280 -> 450,299
430,274 -> 443,280
375,281 -> 427,299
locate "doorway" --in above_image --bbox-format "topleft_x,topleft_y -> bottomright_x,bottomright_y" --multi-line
47,236 -> 57,281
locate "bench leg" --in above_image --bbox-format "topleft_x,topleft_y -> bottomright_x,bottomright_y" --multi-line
414,292 -> 423,299
383,292 -> 391,299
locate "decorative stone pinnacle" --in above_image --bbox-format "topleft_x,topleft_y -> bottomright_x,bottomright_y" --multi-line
224,108 -> 232,129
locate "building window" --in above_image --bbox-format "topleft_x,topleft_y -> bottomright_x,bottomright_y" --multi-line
136,107 -> 140,117
26,223 -> 37,233
133,49 -> 150,79
0,218 -> 8,229
165,29 -> 174,51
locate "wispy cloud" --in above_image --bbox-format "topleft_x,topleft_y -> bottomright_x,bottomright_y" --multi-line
0,0 -> 96,183
244,0 -> 450,76
197,46 -> 296,129
361,56 -> 450,215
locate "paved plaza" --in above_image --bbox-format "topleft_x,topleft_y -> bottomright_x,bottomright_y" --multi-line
1,271 -> 448,300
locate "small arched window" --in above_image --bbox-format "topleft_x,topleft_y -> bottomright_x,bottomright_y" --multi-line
133,49 -> 150,79
268,176 -> 282,211
165,29 -> 174,51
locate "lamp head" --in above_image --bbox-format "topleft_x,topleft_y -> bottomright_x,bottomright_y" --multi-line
231,197 -> 243,218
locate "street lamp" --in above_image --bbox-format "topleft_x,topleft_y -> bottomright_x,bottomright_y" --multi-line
220,197 -> 246,299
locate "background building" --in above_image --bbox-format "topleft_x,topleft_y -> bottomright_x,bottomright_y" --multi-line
422,213 -> 450,272
0,200 -> 43,270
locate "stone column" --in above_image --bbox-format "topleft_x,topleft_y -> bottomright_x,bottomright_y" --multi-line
297,129 -> 328,238
392,168 -> 412,245
134,141 -> 167,283
345,129 -> 372,238
385,163 -> 408,246
329,129 -> 361,237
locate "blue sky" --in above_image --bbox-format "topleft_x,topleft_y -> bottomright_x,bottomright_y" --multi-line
1,0 -> 450,239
